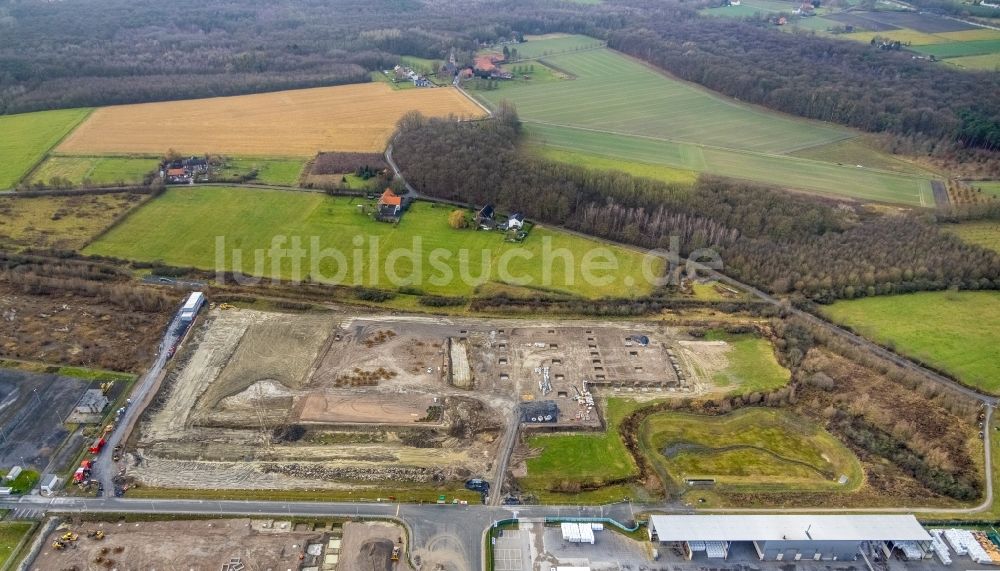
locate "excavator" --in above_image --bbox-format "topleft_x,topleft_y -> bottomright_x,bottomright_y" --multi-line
52,540 -> 65,550
87,530 -> 105,540
60,532 -> 79,542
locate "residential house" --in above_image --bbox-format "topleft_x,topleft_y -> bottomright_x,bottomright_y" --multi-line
376,189 -> 403,222
506,213 -> 525,230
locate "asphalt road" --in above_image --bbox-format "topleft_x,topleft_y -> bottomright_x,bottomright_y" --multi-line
92,310 -> 186,492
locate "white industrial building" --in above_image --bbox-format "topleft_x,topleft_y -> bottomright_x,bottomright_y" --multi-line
648,514 -> 932,562
180,291 -> 205,321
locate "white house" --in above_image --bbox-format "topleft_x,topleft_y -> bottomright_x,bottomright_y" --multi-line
507,213 -> 525,230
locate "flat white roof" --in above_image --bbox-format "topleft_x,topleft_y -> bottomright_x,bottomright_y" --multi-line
182,291 -> 204,310
649,515 -> 931,542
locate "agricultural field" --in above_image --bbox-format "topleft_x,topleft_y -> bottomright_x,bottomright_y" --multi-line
531,146 -> 697,184
695,330 -> 791,394
971,181 -> 1000,198
509,34 -> 606,59
823,291 -> 1000,393
828,12 -> 1000,69
943,221 -> 1000,253
215,157 -> 306,186
480,39 -> 936,206
84,187 -> 657,298
479,48 -> 850,154
524,123 -> 935,206
0,193 -> 146,250
0,108 -> 91,189
57,83 -> 485,157
946,53 -> 1000,71
790,138 -> 939,176
28,155 -> 158,187
641,408 -> 863,491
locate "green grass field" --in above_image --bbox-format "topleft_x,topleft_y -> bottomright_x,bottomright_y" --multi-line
943,221 -> 1000,253
704,330 -> 791,393
480,47 -> 850,154
946,53 -> 1000,70
525,123 -> 935,206
531,145 -> 698,184
641,408 -> 863,490
521,398 -> 643,495
970,181 -> 1000,198
217,157 -> 305,186
84,187 -> 658,298
790,138 -> 938,176
509,35 -> 606,59
0,108 -> 91,189
29,155 -> 157,186
823,291 -> 1000,393
0,522 -> 32,567
914,39 -> 1000,58
479,39 -> 935,205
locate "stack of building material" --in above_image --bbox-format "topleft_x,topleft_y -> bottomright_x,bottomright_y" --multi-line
929,530 -> 952,565
894,541 -> 925,560
974,532 -> 1000,563
706,542 -> 727,559
560,522 -> 595,544
943,529 -> 992,564
689,541 -> 706,552
943,529 -> 970,555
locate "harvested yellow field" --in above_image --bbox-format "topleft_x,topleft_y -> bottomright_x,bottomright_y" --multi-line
843,30 -> 949,45
936,29 -> 1000,42
58,83 -> 486,156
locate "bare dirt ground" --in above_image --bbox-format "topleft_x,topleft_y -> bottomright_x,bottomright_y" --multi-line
0,283 -> 171,373
129,310 -> 738,492
339,521 -> 405,571
30,518 -> 328,571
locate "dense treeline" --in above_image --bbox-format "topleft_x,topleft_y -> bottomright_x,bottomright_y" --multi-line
392,111 -> 1000,301
4,0 -> 1000,157
606,9 -> 1000,152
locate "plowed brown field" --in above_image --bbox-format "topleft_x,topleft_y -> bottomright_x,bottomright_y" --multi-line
57,83 -> 485,156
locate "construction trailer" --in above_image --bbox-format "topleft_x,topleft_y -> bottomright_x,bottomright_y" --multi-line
180,291 -> 206,322
4,466 -> 22,482
39,474 -> 59,495
648,514 -> 932,562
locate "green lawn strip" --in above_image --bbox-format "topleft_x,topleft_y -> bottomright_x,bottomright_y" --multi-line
29,156 -> 158,186
0,470 -> 39,495
640,408 -> 863,491
523,123 -> 933,206
521,399 -> 644,494
0,522 -> 34,569
0,108 -> 91,189
84,187 -> 657,298
478,47 -> 850,155
704,330 -> 791,393
822,291 -> 1000,394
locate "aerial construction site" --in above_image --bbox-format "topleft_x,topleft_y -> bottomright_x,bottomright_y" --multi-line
127,307 -> 737,496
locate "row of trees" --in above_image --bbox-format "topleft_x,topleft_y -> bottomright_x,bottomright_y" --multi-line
392,111 -> 1000,301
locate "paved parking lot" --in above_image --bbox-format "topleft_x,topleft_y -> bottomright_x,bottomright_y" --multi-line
494,529 -> 532,571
